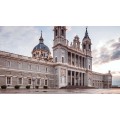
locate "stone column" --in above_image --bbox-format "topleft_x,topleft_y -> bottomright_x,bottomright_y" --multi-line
80,72 -> 81,86
71,71 -> 72,86
71,53 -> 72,65
80,56 -> 81,68
83,73 -> 84,86
81,73 -> 83,86
83,57 -> 85,68
74,71 -> 76,86
78,56 -> 80,67
75,54 -> 76,67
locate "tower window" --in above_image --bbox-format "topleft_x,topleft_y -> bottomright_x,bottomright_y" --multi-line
62,57 -> 64,63
55,57 -> 57,62
61,29 -> 64,36
89,45 -> 91,49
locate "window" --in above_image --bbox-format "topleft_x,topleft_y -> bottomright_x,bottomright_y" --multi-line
28,64 -> 32,70
6,77 -> 12,85
89,45 -> 91,49
37,65 -> 39,71
62,57 -> 64,63
61,29 -> 64,36
18,62 -> 22,69
33,54 -> 35,57
28,79 -> 32,85
55,57 -> 57,62
89,65 -> 90,69
46,67 -> 48,73
18,78 -> 23,85
37,79 -> 40,85
6,61 -> 11,67
45,80 -> 48,86
83,45 -> 86,49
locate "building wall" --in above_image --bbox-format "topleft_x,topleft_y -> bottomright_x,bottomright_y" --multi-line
0,52 -> 57,88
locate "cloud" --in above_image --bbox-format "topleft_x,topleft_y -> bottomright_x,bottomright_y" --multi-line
0,26 -> 44,57
93,38 -> 120,65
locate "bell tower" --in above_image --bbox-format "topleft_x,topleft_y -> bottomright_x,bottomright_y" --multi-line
53,26 -> 67,46
82,27 -> 92,53
82,27 -> 92,71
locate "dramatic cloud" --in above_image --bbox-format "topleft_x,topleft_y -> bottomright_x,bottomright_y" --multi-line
93,38 -> 120,65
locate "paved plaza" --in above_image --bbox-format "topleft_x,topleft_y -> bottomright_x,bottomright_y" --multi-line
0,88 -> 120,94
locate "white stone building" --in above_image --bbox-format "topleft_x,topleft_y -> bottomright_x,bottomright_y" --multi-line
0,26 -> 112,89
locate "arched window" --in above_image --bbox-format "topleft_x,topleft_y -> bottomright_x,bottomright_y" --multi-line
62,57 -> 64,63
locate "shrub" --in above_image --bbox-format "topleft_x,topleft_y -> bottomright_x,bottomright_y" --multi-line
15,85 -> 20,89
35,86 -> 39,89
1,85 -> 7,89
26,85 -> 30,89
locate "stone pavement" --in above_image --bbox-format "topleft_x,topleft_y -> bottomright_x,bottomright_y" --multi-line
0,88 -> 120,94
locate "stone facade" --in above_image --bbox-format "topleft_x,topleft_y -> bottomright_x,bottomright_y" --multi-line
0,26 -> 112,89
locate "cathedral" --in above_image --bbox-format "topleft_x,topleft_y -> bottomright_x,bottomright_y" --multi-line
0,26 -> 112,89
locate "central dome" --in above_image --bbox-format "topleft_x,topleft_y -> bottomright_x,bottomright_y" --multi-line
32,31 -> 52,61
33,43 -> 50,53
32,31 -> 50,53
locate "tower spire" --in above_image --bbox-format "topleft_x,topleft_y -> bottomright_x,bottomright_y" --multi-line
39,30 -> 44,43
84,26 -> 90,39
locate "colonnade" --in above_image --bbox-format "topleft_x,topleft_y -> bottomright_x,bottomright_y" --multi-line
68,52 -> 86,68
67,70 -> 85,86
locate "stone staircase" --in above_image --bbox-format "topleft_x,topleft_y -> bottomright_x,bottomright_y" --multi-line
60,85 -> 95,89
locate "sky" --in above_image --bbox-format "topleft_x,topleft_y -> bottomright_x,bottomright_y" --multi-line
0,26 -> 120,86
